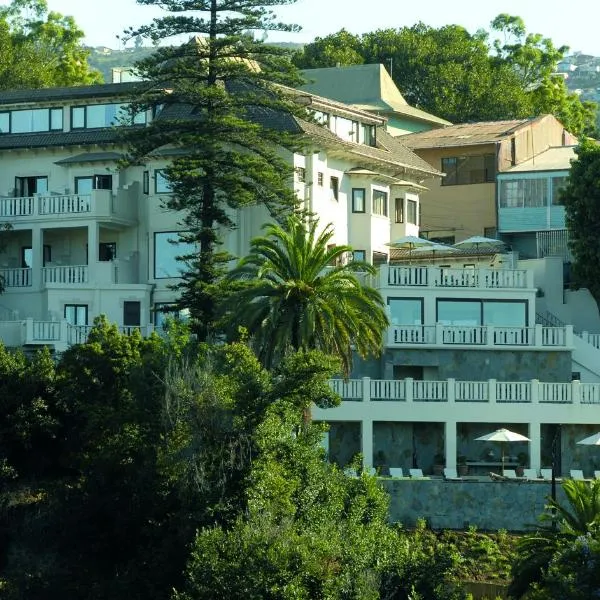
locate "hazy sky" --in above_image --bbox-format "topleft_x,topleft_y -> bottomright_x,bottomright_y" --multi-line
2,0 -> 599,56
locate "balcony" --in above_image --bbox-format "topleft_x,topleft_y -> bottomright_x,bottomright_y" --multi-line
0,267 -> 31,287
0,189 -> 136,223
387,324 -> 572,349
379,265 -> 532,290
42,265 -> 89,285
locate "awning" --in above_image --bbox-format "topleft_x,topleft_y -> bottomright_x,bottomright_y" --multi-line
54,151 -> 123,165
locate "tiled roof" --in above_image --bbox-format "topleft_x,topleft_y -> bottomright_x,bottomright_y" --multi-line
401,117 -> 542,149
0,129 -> 120,150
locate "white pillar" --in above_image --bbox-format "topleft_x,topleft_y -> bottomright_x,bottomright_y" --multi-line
362,419 -> 373,469
31,226 -> 44,290
445,421 -> 457,469
530,422 -> 541,472
87,222 -> 99,284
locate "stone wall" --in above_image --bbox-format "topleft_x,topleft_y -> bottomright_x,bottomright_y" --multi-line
383,478 -> 567,531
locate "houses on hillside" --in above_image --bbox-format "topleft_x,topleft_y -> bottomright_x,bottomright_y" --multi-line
1,69 -> 599,483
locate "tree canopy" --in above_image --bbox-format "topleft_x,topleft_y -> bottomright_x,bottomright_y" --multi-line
0,0 -> 102,88
294,16 -> 598,137
561,139 -> 600,302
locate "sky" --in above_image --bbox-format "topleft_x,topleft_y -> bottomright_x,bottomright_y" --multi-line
2,0 -> 599,56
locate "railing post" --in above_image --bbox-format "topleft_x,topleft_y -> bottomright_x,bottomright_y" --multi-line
59,319 -> 69,346
435,322 -> 443,345
487,324 -> 494,347
25,318 -> 34,344
535,324 -> 543,347
565,325 -> 574,348
531,379 -> 539,404
363,376 -> 371,404
405,377 -> 413,404
447,378 -> 455,404
488,378 -> 496,404
572,379 -> 581,405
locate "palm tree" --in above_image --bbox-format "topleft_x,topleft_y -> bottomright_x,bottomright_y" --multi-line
224,215 -> 389,375
509,479 -> 600,598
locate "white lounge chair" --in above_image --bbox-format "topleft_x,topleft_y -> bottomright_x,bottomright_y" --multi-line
443,468 -> 461,480
570,469 -> 585,480
523,468 -> 539,479
389,468 -> 404,478
503,469 -> 518,479
540,468 -> 553,480
409,468 -> 424,478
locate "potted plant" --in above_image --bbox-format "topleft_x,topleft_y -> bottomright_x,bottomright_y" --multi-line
516,452 -> 527,477
433,452 -> 445,476
457,455 -> 468,476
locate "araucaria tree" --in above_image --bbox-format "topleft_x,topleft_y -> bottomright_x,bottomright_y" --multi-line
561,139 -> 600,302
124,0 -> 304,340
225,215 -> 389,375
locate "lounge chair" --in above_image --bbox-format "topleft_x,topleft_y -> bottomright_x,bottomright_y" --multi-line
443,468 -> 461,480
570,469 -> 585,480
389,468 -> 404,478
540,468 -> 553,480
503,469 -> 518,479
409,468 -> 424,478
523,468 -> 539,479
595,470 -> 600,480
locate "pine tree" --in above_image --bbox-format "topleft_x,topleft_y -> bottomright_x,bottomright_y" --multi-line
123,1 -> 304,340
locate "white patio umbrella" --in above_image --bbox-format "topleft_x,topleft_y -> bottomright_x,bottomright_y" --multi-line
576,432 -> 600,446
475,428 -> 530,476
453,236 -> 506,262
411,243 -> 459,264
386,235 -> 436,263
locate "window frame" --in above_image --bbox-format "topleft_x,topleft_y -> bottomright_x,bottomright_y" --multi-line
406,199 -> 418,225
153,231 -> 195,279
155,169 -> 172,194
387,297 -> 424,325
441,154 -> 496,186
123,301 -> 141,327
372,189 -> 388,217
64,304 -> 88,326
351,188 -> 366,213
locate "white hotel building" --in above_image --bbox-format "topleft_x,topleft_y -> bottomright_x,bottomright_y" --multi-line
0,81 -> 599,478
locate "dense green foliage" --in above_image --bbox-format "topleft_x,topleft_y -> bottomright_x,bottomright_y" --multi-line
510,479 -> 600,598
561,139 -> 600,302
225,216 -> 389,374
0,0 -> 101,88
294,15 -> 598,136
123,0 -> 305,340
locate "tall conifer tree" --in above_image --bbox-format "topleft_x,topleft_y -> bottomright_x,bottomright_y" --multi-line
124,1 -> 304,340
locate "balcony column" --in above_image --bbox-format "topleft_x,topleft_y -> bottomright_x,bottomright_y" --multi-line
445,420 -> 457,469
31,226 -> 44,290
361,419 -> 373,470
529,421 -> 541,473
87,222 -> 99,283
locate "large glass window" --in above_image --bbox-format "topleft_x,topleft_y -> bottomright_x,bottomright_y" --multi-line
437,300 -> 481,326
442,154 -> 495,186
0,107 -> 63,134
551,176 -> 568,205
75,175 -> 113,194
499,178 -> 548,208
352,188 -> 365,213
15,176 -> 48,196
0,112 -> 9,133
70,103 -> 146,129
154,232 -> 196,278
155,170 -> 172,193
388,298 -> 423,325
483,301 -> 526,326
437,299 -> 527,326
372,189 -> 388,216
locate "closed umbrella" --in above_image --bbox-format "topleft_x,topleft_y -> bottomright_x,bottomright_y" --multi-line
475,428 -> 530,476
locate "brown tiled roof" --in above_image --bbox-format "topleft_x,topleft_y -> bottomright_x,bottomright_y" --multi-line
401,117 -> 544,149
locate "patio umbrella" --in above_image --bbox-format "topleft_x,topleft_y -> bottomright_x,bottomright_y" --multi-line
577,432 -> 600,446
411,242 -> 459,264
475,428 -> 530,476
386,235 -> 436,263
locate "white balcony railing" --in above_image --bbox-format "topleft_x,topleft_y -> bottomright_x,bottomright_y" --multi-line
329,377 -> 600,405
38,194 -> 91,215
42,265 -> 88,285
388,324 -> 571,349
381,265 -> 531,290
0,268 -> 32,287
0,196 -> 34,217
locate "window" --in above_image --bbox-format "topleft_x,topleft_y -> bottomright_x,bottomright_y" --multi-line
154,231 -> 196,278
352,250 -> 366,262
406,199 -> 418,225
329,176 -> 339,201
15,176 -> 47,196
395,198 -> 404,223
483,227 -> 497,239
74,175 -> 113,194
123,301 -> 141,327
295,167 -> 306,183
430,235 -> 456,245
437,299 -> 527,326
23,245 -> 51,267
153,303 -> 190,328
0,107 -> 63,134
372,251 -> 388,266
99,242 -> 116,261
441,154 -> 495,185
388,298 -> 423,325
437,300 -> 481,326
551,176 -> 568,205
483,301 -> 526,327
372,189 -> 388,216
64,304 -> 88,326
361,123 -> 376,146
352,188 -> 366,213
70,103 -> 146,129
155,170 -> 172,194
317,172 -> 324,186
499,178 -> 548,208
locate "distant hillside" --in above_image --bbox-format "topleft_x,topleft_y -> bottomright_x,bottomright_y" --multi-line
86,42 -> 304,82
